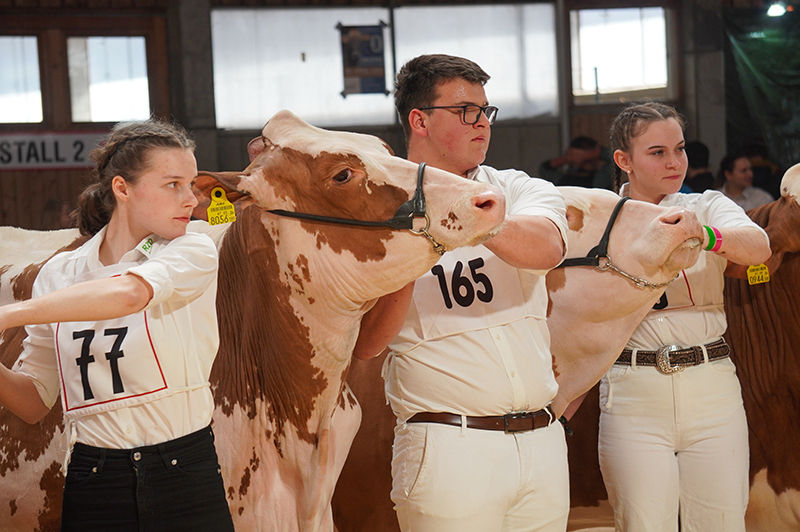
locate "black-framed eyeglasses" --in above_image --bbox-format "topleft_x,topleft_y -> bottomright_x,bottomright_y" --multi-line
417,104 -> 499,125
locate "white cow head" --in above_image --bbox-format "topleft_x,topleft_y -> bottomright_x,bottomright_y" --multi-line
780,161 -> 800,200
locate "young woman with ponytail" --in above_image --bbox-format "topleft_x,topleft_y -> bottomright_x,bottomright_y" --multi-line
597,102 -> 771,532
0,119 -> 233,531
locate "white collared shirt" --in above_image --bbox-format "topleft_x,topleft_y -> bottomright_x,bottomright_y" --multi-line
14,225 -> 219,449
385,165 -> 568,422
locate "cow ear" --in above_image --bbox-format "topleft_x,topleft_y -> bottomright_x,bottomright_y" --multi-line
247,135 -> 276,162
381,140 -> 395,156
192,171 -> 253,221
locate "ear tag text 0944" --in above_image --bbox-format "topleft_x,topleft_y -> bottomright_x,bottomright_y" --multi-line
747,263 -> 770,285
207,187 -> 236,226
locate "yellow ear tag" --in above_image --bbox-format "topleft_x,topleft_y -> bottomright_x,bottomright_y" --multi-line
746,263 -> 770,285
207,187 -> 236,226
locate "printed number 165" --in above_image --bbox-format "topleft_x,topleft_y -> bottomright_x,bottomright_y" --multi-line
431,258 -> 494,309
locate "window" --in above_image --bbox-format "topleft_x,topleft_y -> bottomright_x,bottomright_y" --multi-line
212,8 -> 393,129
210,4 -> 558,129
570,7 -> 674,104
0,36 -> 42,123
0,13 -> 168,129
394,4 -> 558,120
68,36 -> 151,123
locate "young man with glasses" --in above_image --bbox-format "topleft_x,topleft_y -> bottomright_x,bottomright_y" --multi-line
354,54 -> 570,532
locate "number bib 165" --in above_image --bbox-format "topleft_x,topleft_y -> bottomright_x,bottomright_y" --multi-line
412,246 -> 539,339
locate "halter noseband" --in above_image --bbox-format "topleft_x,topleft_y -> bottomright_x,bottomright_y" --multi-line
559,196 -> 630,268
557,195 -> 678,290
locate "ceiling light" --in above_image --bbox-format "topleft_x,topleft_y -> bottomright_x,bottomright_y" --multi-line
767,2 -> 787,16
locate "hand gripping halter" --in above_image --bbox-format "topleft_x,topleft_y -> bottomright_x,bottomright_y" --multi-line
556,196 -> 678,290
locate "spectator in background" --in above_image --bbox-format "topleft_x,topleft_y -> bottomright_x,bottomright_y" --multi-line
538,135 -> 613,189
741,141 -> 780,200
716,152 -> 774,212
684,140 -> 715,193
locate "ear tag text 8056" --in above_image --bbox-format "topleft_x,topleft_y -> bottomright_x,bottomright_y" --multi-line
207,187 -> 236,226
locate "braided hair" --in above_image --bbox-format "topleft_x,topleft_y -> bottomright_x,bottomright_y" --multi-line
76,118 -> 195,236
609,102 -> 685,193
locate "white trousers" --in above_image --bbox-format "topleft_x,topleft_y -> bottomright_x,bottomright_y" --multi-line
598,357 -> 749,532
390,419 -> 569,532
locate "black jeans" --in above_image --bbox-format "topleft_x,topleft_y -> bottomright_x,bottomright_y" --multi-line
61,425 -> 234,532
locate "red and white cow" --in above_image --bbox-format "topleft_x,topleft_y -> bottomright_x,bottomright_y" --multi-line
332,186 -> 704,532
0,110 -> 506,531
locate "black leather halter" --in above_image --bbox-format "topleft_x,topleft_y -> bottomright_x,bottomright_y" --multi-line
556,195 -> 679,289
267,162 -> 428,230
558,196 -> 630,268
265,162 -> 446,255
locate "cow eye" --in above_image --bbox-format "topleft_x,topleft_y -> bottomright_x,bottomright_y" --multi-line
333,169 -> 353,183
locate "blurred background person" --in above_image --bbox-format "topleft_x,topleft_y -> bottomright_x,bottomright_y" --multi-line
538,135 -> 613,189
741,141 -> 781,200
716,151 -> 774,211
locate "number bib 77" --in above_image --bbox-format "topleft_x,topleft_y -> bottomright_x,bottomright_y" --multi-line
56,312 -> 167,414
412,245 -> 542,339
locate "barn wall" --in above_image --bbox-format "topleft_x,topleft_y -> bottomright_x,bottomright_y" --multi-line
0,0 -> 753,228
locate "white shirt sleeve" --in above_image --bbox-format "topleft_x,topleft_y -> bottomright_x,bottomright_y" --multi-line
14,259 -> 66,409
126,232 -> 219,309
493,168 -> 569,257
699,190 -> 770,234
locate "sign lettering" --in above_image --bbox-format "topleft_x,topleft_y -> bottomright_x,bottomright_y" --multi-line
0,132 -> 107,170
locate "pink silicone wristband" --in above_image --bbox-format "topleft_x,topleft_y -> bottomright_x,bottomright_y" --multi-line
710,226 -> 722,252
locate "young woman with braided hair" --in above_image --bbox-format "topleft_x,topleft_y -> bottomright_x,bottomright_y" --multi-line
0,119 -> 234,531
597,102 -> 771,531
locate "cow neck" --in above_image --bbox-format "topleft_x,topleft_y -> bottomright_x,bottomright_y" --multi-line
758,197 -> 800,253
211,206 -> 328,450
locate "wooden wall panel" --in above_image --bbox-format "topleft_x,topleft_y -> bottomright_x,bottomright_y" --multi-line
0,170 -> 88,230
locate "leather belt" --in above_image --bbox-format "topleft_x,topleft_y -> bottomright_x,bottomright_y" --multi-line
615,338 -> 730,375
406,406 -> 554,433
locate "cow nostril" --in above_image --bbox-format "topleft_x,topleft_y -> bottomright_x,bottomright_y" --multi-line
475,199 -> 495,210
661,212 -> 683,225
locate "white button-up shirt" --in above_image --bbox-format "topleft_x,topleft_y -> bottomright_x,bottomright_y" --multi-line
15,225 -> 219,449
385,166 -> 568,422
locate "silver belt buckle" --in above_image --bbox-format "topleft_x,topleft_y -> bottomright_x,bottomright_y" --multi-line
655,344 -> 685,375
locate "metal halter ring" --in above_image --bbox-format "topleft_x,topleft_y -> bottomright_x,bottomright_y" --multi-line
409,213 -> 446,255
